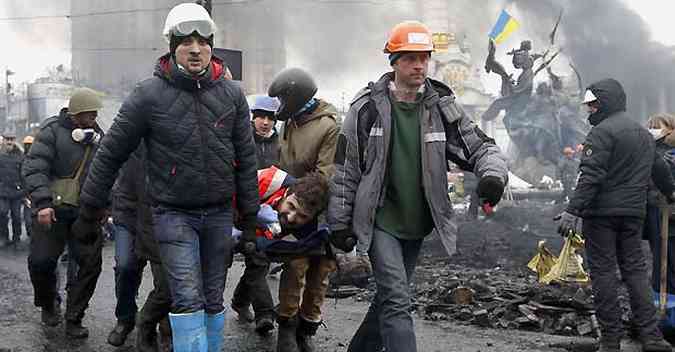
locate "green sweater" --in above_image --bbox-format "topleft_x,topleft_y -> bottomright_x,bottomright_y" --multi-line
375,99 -> 434,240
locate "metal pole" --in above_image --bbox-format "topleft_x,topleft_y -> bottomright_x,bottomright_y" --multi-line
660,204 -> 669,317
4,67 -> 9,131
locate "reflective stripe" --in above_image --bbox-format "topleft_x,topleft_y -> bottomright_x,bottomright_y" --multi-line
262,168 -> 288,200
369,127 -> 383,137
424,132 -> 446,142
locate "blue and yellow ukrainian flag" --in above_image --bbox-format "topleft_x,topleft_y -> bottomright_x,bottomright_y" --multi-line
489,9 -> 520,44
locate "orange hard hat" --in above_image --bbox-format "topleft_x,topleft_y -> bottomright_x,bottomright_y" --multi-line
22,136 -> 34,144
384,21 -> 434,54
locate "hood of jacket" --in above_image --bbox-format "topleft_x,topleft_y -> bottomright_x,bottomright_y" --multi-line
292,99 -> 337,126
587,78 -> 627,126
154,53 -> 226,92
370,71 -> 455,106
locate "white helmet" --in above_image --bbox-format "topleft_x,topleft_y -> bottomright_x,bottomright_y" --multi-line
582,89 -> 598,104
163,3 -> 217,43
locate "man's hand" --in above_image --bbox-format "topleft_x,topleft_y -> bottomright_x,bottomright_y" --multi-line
330,229 -> 357,253
236,216 -> 257,255
477,176 -> 505,206
72,205 -> 105,243
237,228 -> 257,255
37,208 -> 56,226
555,211 -> 583,237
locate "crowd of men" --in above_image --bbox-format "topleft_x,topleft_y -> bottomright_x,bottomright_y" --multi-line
2,2 -> 675,352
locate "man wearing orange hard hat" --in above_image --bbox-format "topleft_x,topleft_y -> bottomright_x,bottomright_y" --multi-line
327,21 -> 508,352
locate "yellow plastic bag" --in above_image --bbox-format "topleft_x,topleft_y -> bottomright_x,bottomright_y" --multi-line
541,234 -> 589,284
527,240 -> 558,279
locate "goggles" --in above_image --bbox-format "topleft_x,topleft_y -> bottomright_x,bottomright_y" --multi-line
171,20 -> 216,38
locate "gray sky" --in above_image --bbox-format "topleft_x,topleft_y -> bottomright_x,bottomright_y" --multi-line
0,0 -> 672,94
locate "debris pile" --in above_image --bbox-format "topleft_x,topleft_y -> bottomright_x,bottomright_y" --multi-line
413,264 -> 601,337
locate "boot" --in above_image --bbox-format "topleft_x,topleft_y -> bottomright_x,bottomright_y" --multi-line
231,302 -> 254,323
255,316 -> 275,335
65,320 -> 89,339
296,317 -> 320,352
136,320 -> 159,352
597,338 -> 620,352
206,310 -> 225,352
107,320 -> 135,346
41,302 -> 61,327
277,316 -> 300,352
168,310 -> 207,352
158,317 -> 173,352
642,338 -> 673,352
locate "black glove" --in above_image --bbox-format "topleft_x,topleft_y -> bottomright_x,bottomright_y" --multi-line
72,205 -> 105,243
79,204 -> 106,222
477,176 -> 505,206
235,217 -> 257,255
555,211 -> 583,237
72,216 -> 101,244
330,229 -> 356,253
666,191 -> 675,205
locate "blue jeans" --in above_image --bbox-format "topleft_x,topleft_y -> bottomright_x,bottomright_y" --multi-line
113,224 -> 146,323
348,227 -> 423,352
153,206 -> 233,314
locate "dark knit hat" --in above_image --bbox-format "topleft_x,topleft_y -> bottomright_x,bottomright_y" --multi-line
170,33 -> 214,55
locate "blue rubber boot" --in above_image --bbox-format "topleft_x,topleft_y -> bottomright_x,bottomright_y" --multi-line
169,310 -> 208,352
206,310 -> 226,352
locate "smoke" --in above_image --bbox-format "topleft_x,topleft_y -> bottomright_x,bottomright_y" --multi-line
0,0 -> 71,83
281,1 -> 420,110
511,0 -> 675,120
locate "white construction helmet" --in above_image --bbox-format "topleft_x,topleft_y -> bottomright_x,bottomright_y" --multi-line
582,89 -> 598,104
162,3 -> 217,43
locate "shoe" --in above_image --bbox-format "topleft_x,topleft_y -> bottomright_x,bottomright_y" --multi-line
231,302 -> 254,323
65,320 -> 89,339
41,305 -> 61,327
296,317 -> 320,352
277,316 -> 300,352
255,316 -> 275,335
206,310 -> 225,352
107,320 -> 135,346
168,310 -> 207,352
642,337 -> 673,351
136,320 -> 158,352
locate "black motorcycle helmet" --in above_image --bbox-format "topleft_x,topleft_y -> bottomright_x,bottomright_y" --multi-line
267,68 -> 318,121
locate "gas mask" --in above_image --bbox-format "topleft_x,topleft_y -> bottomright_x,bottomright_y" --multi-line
71,128 -> 101,145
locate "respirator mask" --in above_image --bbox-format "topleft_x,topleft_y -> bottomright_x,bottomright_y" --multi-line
72,128 -> 101,145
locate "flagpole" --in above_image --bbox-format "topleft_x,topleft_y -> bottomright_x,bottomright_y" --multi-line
4,66 -> 8,131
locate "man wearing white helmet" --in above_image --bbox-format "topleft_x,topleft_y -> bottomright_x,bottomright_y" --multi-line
78,3 -> 259,352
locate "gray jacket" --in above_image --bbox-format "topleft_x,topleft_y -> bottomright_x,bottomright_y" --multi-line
327,73 -> 508,254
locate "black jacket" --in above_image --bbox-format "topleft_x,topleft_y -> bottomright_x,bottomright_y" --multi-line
80,54 -> 259,219
112,146 -> 159,262
22,108 -> 103,211
252,123 -> 279,169
0,146 -> 24,199
568,78 -> 675,218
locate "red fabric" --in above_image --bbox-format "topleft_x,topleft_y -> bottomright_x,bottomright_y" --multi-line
256,166 -> 289,239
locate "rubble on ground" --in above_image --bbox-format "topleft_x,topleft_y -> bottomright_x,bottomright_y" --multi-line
412,264 -> 601,337
336,201 -> 642,338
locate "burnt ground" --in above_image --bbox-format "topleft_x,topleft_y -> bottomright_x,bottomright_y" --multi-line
0,200 -> 660,351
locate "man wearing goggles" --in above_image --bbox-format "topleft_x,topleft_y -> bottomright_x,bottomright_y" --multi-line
79,3 -> 259,352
